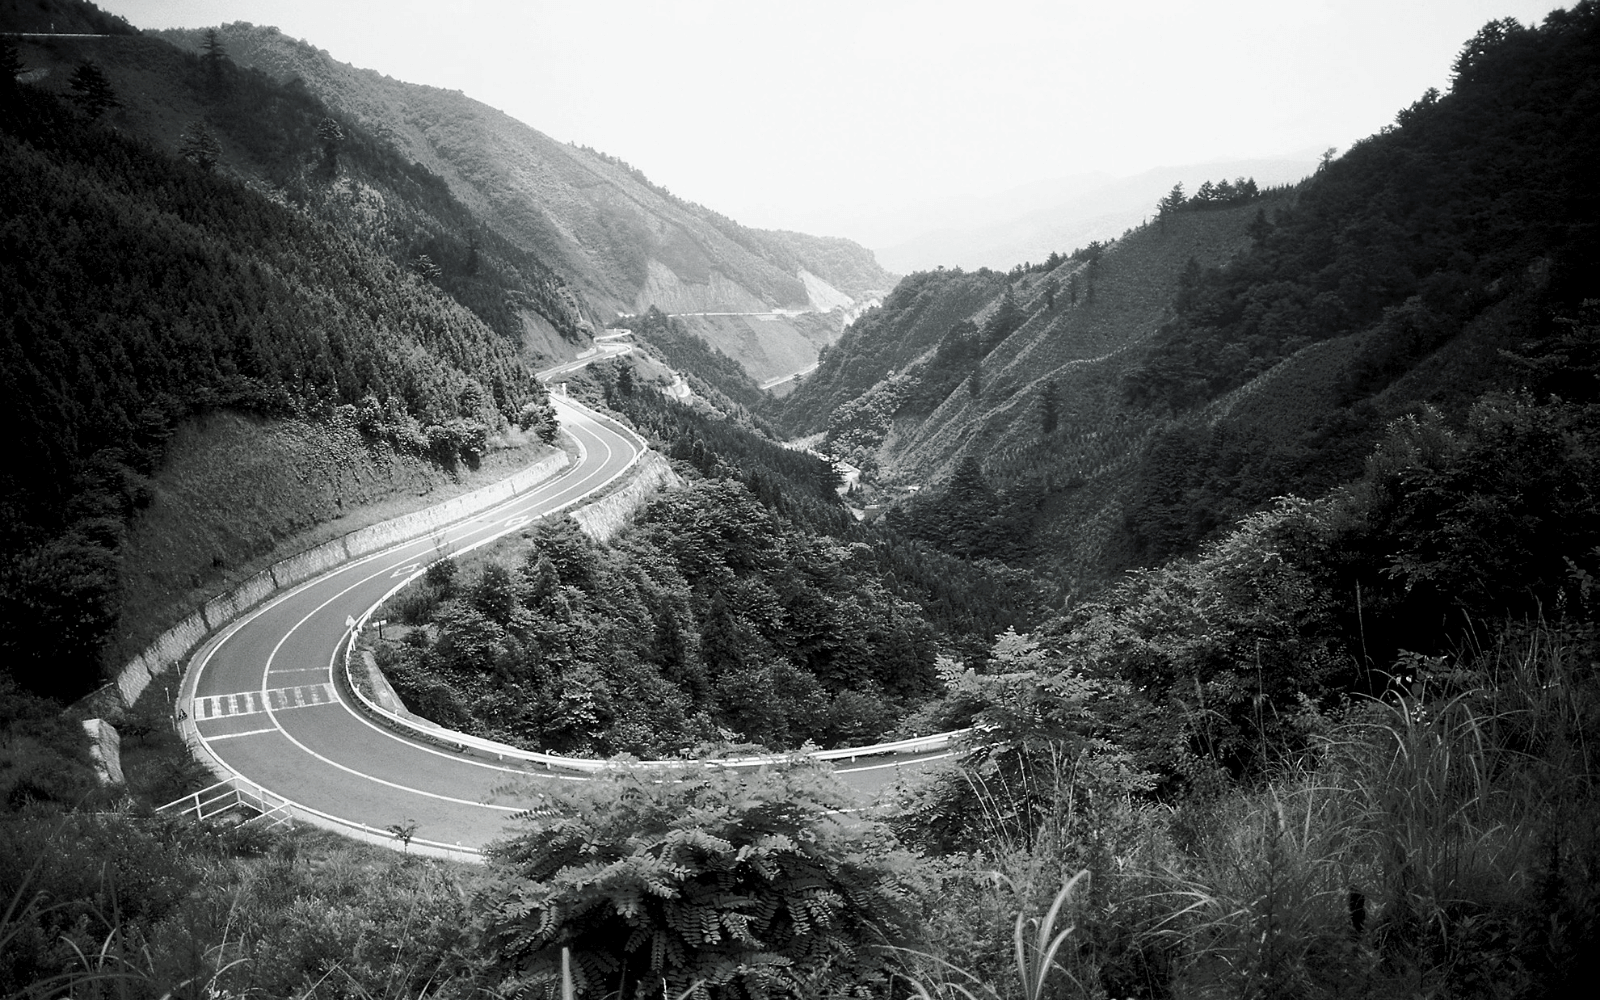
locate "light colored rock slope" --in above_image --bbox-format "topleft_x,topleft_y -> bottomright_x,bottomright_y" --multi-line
676,311 -> 844,383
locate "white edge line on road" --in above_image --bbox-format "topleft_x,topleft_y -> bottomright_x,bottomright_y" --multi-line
248,555 -> 529,813
182,390 -> 950,850
181,431 -> 607,818
326,420 -> 625,780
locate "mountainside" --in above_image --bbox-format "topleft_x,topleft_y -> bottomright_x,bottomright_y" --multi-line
774,201 -> 1282,587
0,0 -> 905,701
0,37 -> 559,699
155,24 -> 894,333
5,7 -> 1600,999
775,7 -> 1600,594
4,17 -> 594,356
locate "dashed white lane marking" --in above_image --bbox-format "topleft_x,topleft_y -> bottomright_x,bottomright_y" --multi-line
194,683 -> 335,720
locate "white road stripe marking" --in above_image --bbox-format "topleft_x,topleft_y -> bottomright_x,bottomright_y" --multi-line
203,726 -> 280,742
833,751 -> 956,773
195,684 -> 336,720
193,408 -> 831,841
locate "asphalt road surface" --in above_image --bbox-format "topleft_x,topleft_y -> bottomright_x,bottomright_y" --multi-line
181,397 -> 952,855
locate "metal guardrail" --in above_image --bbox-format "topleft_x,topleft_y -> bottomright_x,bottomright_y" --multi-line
342,617 -> 970,773
172,617 -> 486,860
157,777 -> 294,830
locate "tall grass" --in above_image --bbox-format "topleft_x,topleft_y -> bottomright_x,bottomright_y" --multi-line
899,872 -> 1094,1000
909,623 -> 1598,999
1151,624 -> 1598,997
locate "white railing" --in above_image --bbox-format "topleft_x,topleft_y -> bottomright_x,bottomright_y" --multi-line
157,774 -> 484,860
157,777 -> 293,830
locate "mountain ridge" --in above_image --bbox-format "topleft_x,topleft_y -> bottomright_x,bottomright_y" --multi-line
156,22 -> 896,329
872,154 -> 1321,273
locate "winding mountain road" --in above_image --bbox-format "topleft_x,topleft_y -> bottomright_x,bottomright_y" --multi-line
176,396 -> 954,857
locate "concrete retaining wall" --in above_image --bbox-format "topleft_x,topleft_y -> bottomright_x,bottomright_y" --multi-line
202,570 -> 277,631
117,612 -> 210,706
571,453 -> 682,542
270,537 -> 350,591
99,449 -> 571,715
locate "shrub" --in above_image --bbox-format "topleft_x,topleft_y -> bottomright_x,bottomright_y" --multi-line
479,760 -> 928,999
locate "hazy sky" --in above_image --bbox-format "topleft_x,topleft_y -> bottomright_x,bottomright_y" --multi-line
101,1 -> 1568,240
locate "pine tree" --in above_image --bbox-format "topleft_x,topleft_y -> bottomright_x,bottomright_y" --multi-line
410,254 -> 442,282
179,120 -> 221,171
67,61 -> 118,119
200,28 -> 227,90
316,116 -> 343,175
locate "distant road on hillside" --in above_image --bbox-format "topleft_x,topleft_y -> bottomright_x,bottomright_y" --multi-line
535,341 -> 632,380
760,362 -> 820,390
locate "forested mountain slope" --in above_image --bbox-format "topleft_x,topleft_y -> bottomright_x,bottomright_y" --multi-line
778,7 -> 1600,594
0,68 -> 554,700
772,199 -> 1282,587
5,16 -> 593,362
1114,11 -> 1600,565
0,0 -> 898,702
155,23 -> 896,325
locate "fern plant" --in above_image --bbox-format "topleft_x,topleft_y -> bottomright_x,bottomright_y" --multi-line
478,760 -> 927,1000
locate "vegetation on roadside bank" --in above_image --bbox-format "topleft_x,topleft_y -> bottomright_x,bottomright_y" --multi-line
369,366 -> 1050,757
6,380 -> 1596,998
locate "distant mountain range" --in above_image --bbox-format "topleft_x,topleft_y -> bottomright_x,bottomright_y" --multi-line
868,155 -> 1322,273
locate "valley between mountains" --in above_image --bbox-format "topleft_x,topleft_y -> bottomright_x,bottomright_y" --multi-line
3,2 -> 1599,998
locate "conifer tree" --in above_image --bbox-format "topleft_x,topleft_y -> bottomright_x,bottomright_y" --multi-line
1156,182 -> 1185,230
316,116 -> 343,175
200,28 -> 227,90
179,119 -> 221,171
410,254 -> 442,282
67,61 -> 118,119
